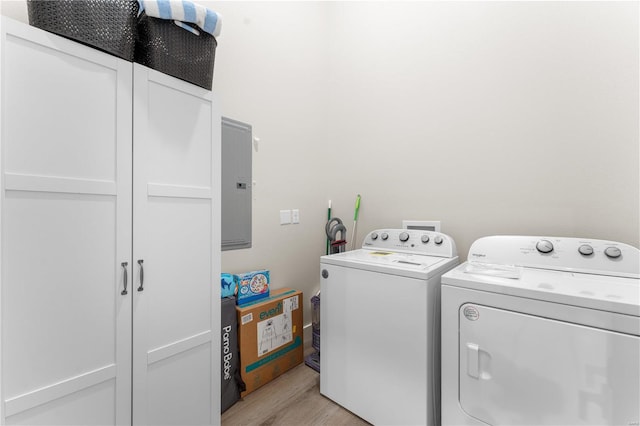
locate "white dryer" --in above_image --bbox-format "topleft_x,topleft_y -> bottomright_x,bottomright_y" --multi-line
320,229 -> 459,426
441,236 -> 640,426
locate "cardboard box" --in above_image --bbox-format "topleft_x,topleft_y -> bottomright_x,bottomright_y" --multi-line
236,287 -> 304,397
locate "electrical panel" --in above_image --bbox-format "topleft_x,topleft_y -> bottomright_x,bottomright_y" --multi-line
222,117 -> 252,250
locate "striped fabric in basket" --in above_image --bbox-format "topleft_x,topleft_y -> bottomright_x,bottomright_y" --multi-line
137,0 -> 222,37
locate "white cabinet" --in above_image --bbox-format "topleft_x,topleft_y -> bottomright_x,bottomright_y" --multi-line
0,17 -> 220,426
132,65 -> 221,425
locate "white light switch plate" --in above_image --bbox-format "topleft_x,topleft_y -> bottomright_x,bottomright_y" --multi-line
280,210 -> 291,225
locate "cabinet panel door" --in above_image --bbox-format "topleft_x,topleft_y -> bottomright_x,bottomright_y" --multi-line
0,18 -> 132,425
133,65 -> 221,425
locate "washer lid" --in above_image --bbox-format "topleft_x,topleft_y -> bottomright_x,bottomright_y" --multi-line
321,249 -> 457,279
442,263 -> 640,317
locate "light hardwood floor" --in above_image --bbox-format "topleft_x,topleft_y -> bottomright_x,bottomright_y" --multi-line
221,360 -> 370,426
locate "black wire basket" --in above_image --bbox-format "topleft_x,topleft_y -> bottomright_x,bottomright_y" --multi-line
135,12 -> 217,90
27,0 -> 139,61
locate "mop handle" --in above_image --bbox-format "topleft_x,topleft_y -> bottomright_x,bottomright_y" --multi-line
326,200 -> 332,255
351,194 -> 361,250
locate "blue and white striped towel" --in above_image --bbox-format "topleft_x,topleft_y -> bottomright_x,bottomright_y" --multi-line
137,0 -> 222,37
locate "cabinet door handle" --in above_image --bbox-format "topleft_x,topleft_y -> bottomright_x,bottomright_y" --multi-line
121,262 -> 128,295
137,259 -> 144,292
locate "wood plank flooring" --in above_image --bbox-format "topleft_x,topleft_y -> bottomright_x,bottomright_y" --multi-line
221,359 -> 370,426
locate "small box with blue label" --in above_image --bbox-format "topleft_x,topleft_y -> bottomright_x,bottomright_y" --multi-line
236,270 -> 270,306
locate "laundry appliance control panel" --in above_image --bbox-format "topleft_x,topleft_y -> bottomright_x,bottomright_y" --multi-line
362,229 -> 457,258
468,236 -> 640,278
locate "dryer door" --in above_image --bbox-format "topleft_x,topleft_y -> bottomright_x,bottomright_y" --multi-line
458,303 -> 639,426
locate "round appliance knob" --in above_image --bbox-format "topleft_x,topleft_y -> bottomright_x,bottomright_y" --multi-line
434,236 -> 443,245
604,246 -> 622,259
536,239 -> 554,254
370,232 -> 378,241
399,232 -> 410,242
381,232 -> 389,241
421,235 -> 430,244
578,244 -> 594,256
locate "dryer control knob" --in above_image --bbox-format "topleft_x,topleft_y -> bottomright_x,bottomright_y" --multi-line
604,246 -> 622,259
434,235 -> 443,245
381,232 -> 389,241
399,232 -> 410,242
421,235 -> 430,244
370,232 -> 378,241
578,244 -> 594,256
536,239 -> 554,254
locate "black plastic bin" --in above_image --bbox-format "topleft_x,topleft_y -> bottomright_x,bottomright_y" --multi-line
135,12 -> 217,90
27,0 -> 139,61
221,296 -> 245,413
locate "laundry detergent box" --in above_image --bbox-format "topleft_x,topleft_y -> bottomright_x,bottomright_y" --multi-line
236,270 -> 270,306
236,287 -> 303,397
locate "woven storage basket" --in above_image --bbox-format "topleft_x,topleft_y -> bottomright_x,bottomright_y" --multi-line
135,13 -> 217,90
27,0 -> 139,61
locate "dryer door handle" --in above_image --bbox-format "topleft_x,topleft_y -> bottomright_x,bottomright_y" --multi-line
466,343 -> 492,380
466,343 -> 480,379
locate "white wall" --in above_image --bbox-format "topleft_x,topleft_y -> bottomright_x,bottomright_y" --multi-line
210,2 -> 330,319
324,1 -> 639,263
3,1 -> 638,330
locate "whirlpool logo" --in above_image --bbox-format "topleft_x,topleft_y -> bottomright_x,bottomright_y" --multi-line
470,252 -> 486,258
463,305 -> 480,321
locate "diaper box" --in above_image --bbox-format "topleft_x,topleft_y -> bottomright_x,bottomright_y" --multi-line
236,288 -> 303,397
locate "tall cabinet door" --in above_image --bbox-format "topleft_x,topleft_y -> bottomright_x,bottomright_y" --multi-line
0,18 -> 132,425
132,65 -> 221,425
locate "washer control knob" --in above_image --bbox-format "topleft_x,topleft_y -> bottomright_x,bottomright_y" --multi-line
370,232 -> 378,241
578,244 -> 594,256
536,239 -> 554,254
434,235 -> 443,245
381,232 -> 389,241
421,235 -> 430,244
399,232 -> 410,242
604,246 -> 622,259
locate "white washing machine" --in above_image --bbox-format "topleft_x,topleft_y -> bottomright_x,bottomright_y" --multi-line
441,235 -> 640,426
320,229 -> 459,425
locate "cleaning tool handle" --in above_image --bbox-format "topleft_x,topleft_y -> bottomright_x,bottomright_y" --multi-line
353,194 -> 361,221
326,200 -> 332,255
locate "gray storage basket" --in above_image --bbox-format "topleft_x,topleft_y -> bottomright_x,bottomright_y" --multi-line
135,12 -> 217,90
27,0 -> 139,61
